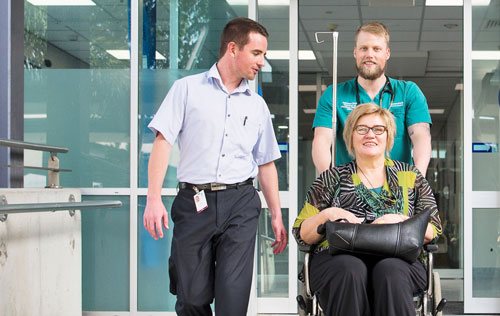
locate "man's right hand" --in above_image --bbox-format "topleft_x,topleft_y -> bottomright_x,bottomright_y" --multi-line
143,198 -> 169,240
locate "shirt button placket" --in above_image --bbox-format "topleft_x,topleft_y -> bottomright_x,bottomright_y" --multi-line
219,94 -> 232,182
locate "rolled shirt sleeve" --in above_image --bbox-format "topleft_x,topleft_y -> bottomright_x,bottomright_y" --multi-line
404,81 -> 432,127
312,85 -> 334,129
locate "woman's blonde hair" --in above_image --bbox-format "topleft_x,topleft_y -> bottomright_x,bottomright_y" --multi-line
342,103 -> 396,158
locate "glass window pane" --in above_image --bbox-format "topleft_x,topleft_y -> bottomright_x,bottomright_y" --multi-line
472,2 -> 500,51
257,208 -> 289,297
472,60 -> 500,191
23,1 -> 130,188
138,0 -> 247,188
82,196 -> 130,311
137,196 -> 176,311
472,208 -> 500,298
259,5 -> 290,191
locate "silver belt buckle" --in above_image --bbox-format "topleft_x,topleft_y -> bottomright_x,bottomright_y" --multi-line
210,183 -> 226,191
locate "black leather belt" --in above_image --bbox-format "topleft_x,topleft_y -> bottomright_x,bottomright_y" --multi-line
178,178 -> 254,192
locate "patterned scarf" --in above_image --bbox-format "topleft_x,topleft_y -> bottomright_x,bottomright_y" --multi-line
354,162 -> 405,219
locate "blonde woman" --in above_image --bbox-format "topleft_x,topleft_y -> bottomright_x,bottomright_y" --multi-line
294,103 -> 442,316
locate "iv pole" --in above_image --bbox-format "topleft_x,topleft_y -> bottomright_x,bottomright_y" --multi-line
315,31 -> 338,168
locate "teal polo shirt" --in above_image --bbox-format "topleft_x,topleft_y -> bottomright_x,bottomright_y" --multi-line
312,77 -> 431,166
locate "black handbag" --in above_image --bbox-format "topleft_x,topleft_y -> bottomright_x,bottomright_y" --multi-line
319,209 -> 431,263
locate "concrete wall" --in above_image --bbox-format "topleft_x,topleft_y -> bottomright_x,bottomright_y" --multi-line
0,189 -> 81,316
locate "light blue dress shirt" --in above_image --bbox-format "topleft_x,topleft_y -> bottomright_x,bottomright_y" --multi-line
148,63 -> 281,184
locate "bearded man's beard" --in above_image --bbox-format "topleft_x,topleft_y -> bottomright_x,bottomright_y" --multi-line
356,61 -> 385,80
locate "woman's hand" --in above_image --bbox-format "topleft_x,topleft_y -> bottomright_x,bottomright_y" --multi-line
322,207 -> 363,224
372,213 -> 409,224
299,207 -> 361,244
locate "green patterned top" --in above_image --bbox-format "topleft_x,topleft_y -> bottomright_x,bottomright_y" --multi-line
293,158 -> 442,254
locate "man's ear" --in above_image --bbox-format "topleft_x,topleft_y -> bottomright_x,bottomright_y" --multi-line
227,41 -> 238,57
353,47 -> 357,59
386,47 -> 391,60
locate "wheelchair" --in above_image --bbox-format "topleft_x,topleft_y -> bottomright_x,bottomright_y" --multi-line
296,244 -> 447,316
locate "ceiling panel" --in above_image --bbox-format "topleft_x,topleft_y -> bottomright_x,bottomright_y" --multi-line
386,41 -> 419,51
300,19 -> 362,32
361,6 -> 423,20
422,19 -> 462,31
298,6 -> 359,19
427,58 -> 462,70
373,19 -> 421,31
389,31 -> 420,41
429,51 -> 463,59
421,31 -> 463,42
424,6 -> 463,20
299,0 -> 361,6
420,41 -> 463,51
359,0 -> 427,4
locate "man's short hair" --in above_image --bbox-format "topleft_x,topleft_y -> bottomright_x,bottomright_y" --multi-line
219,17 -> 269,59
355,21 -> 390,46
343,103 -> 396,158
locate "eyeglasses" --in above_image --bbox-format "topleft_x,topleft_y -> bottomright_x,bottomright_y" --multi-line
354,125 -> 387,135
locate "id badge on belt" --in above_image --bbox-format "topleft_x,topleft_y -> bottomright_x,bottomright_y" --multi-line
192,186 -> 208,213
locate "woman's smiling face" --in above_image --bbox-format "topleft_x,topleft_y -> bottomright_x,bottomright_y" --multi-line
352,113 -> 388,160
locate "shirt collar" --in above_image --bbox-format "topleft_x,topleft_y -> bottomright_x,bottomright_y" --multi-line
207,63 -> 251,94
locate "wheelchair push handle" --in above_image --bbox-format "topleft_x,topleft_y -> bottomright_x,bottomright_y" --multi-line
317,223 -> 326,235
424,243 -> 439,252
317,218 -> 349,235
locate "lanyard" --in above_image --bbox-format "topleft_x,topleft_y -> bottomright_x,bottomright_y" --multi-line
355,76 -> 395,110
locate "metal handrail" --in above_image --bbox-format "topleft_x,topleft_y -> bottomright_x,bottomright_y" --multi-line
0,138 -> 70,188
0,164 -> 72,172
0,139 -> 68,153
0,200 -> 122,222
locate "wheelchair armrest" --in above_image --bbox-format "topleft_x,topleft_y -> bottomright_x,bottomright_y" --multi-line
424,244 -> 439,253
299,244 -> 314,253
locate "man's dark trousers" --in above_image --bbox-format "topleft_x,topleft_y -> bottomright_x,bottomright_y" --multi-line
169,184 -> 261,316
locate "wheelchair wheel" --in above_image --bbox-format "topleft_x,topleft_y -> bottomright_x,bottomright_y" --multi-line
433,271 -> 443,316
297,283 -> 308,316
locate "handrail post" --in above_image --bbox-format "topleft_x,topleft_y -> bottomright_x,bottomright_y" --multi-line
46,152 -> 61,188
0,195 -> 7,222
68,194 -> 75,216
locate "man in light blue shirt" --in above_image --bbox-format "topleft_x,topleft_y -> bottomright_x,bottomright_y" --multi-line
144,17 -> 287,316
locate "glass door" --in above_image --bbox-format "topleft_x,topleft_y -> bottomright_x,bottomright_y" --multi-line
464,0 -> 500,313
256,0 -> 298,313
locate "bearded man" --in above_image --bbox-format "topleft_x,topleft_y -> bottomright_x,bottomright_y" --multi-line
311,21 -> 432,176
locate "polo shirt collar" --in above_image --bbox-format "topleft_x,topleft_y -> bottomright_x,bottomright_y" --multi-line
208,63 -> 251,94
